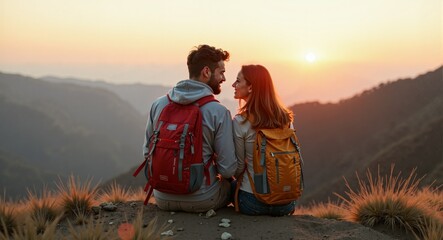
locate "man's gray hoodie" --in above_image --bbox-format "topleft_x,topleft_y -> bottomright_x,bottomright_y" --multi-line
143,80 -> 237,201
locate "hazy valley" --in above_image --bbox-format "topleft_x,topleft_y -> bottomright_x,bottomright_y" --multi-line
0,73 -> 145,199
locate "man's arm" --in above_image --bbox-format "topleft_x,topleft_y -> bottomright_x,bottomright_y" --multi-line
213,110 -> 237,179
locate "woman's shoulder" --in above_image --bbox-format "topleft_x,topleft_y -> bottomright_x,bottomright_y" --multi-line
233,114 -> 256,138
233,114 -> 246,122
233,114 -> 252,127
233,114 -> 253,130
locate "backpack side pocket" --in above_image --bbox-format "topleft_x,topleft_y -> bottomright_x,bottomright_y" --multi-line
189,163 -> 204,192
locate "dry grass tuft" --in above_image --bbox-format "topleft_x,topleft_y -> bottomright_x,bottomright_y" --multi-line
56,175 -> 99,218
335,165 -> 439,237
72,206 -> 91,225
0,197 -> 16,235
1,215 -> 61,240
416,217 -> 443,240
26,187 -> 62,234
128,187 -> 156,204
1,177 -> 168,239
416,186 -> 443,212
129,187 -> 148,202
99,181 -> 132,203
298,201 -> 345,220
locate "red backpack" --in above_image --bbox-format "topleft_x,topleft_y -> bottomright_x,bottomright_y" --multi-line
133,95 -> 218,205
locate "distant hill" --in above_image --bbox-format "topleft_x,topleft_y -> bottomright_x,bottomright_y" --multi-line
41,76 -> 170,116
41,76 -> 239,116
109,66 -> 443,204
291,66 -> 443,204
0,73 -> 146,199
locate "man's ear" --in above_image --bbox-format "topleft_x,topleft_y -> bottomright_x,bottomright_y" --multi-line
199,66 -> 211,82
204,66 -> 211,78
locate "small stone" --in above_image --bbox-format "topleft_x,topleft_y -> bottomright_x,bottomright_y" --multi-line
221,232 -> 232,240
167,219 -> 174,224
109,222 -> 114,225
102,203 -> 118,212
205,209 -> 216,218
160,230 -> 174,236
170,211 -> 176,215
220,218 -> 231,223
218,222 -> 230,228
130,202 -> 137,208
176,227 -> 184,231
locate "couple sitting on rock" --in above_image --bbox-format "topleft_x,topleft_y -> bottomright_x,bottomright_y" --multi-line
139,44 -> 301,216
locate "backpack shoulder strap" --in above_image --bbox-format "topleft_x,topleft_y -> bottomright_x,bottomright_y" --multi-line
166,94 -> 218,107
166,94 -> 173,103
195,95 -> 219,107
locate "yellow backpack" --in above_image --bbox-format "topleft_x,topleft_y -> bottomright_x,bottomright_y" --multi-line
240,128 -> 304,205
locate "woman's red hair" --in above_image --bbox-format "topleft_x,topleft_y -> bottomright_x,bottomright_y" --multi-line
239,65 -> 293,129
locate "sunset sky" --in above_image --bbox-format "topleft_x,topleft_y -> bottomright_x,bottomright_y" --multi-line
0,0 -> 441,105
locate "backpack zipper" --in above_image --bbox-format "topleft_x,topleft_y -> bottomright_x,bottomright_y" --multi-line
270,150 -> 296,157
270,152 -> 298,185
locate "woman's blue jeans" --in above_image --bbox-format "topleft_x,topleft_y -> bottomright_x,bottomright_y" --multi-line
237,190 -> 296,216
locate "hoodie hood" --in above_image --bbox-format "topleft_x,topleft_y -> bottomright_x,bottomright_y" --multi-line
168,80 -> 214,105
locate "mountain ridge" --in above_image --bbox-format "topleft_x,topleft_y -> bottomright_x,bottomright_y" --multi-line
290,66 -> 443,203
40,76 -> 239,115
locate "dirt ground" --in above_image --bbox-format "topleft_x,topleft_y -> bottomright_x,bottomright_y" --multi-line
57,201 -> 413,240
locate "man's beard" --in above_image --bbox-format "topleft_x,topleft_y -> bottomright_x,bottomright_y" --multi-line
207,74 -> 221,95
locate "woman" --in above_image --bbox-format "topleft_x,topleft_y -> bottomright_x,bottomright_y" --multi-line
232,64 -> 296,216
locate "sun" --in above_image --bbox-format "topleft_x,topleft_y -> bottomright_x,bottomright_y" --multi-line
304,52 -> 317,63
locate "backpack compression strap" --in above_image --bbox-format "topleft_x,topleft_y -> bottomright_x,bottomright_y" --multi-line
259,133 -> 269,194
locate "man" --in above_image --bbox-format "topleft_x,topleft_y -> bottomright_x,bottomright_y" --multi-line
142,44 -> 237,212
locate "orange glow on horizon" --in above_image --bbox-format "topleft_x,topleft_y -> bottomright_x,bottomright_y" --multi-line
0,0 -> 441,103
